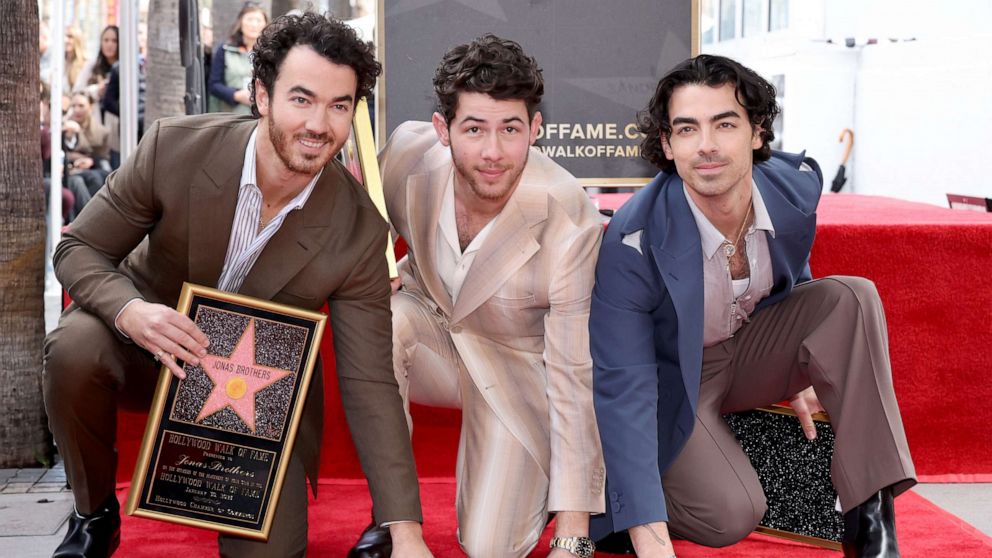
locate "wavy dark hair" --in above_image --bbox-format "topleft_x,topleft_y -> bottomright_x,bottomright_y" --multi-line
228,2 -> 269,48
433,34 -> 544,125
638,54 -> 779,172
249,12 -> 381,117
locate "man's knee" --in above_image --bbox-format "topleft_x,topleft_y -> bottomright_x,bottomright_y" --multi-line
672,489 -> 766,548
818,276 -> 882,311
43,310 -> 123,404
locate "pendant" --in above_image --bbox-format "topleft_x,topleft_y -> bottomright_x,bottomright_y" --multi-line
723,241 -> 736,258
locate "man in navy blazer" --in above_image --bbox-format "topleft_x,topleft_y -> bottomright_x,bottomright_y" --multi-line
589,55 -> 916,558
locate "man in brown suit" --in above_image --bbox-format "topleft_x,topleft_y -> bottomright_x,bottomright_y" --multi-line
349,35 -> 605,558
44,13 -> 430,558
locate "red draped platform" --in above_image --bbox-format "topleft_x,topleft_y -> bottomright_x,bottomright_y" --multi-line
112,194 -> 992,483
105,193 -> 992,555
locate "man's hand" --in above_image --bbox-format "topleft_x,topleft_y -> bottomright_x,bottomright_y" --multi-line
788,386 -> 826,440
390,277 -> 402,295
72,156 -> 94,170
630,522 -> 676,558
117,300 -> 209,379
233,88 -> 251,106
388,522 -> 434,557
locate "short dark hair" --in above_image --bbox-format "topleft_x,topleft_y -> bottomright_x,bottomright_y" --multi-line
433,34 -> 543,125
249,12 -> 381,117
638,54 -> 779,172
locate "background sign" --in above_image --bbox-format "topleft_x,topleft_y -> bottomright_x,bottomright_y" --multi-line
380,0 -> 697,185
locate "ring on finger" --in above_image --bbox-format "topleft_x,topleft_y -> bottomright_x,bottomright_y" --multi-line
154,350 -> 165,362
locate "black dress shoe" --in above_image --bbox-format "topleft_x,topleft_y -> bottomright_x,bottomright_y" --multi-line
348,521 -> 392,558
843,486 -> 900,558
53,496 -> 121,558
595,530 -> 635,554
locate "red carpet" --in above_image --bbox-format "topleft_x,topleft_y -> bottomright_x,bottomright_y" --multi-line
116,480 -> 992,556
810,195 -> 992,480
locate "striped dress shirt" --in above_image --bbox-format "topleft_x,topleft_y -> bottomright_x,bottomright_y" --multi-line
216,127 -> 321,293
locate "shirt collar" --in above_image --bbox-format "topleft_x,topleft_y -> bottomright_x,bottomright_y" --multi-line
241,125 -> 321,212
683,179 -> 777,261
439,170 -> 460,253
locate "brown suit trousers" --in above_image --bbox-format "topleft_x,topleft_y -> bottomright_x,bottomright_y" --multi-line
661,276 -> 916,547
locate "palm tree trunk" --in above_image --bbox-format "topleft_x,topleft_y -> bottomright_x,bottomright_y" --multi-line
145,0 -> 188,123
0,0 -> 54,467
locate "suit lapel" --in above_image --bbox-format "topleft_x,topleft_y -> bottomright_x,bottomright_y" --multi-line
650,180 -> 704,413
407,163 -> 453,315
237,166 -> 337,301
450,171 -> 546,325
754,168 -> 817,303
188,121 -> 255,288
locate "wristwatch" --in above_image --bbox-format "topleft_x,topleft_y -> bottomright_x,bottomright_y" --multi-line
550,536 -> 595,558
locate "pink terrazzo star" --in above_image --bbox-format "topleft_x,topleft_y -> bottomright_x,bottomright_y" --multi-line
195,318 -> 292,432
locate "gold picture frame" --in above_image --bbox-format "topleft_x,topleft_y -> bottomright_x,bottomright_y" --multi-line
126,283 -> 326,540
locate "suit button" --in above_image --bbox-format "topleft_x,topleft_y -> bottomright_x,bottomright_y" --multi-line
612,502 -> 623,513
450,325 -> 463,334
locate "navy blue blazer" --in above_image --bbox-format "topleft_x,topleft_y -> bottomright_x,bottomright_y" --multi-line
589,152 -> 823,537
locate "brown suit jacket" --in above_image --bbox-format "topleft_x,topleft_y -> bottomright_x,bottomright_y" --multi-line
381,121 -> 606,513
55,113 -> 421,524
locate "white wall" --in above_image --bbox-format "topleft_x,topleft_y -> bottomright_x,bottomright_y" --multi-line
703,0 -> 992,206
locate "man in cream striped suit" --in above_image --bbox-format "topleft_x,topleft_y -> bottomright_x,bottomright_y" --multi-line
348,35 -> 605,558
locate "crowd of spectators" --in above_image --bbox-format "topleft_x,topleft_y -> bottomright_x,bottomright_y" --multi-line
39,19 -> 146,224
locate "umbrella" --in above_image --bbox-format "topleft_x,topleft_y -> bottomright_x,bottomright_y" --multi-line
831,128 -> 854,192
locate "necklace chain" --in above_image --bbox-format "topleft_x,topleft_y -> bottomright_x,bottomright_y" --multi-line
722,202 -> 753,259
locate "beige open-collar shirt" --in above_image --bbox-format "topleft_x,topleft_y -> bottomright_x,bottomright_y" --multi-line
437,171 -> 497,304
684,181 -> 776,347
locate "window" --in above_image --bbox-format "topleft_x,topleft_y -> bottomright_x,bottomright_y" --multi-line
769,0 -> 788,31
743,0 -> 765,37
720,0 -> 737,41
701,0 -> 717,45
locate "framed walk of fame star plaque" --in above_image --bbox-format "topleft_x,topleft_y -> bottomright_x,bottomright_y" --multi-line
126,283 -> 326,540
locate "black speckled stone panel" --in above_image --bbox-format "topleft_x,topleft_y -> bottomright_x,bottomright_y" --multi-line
724,410 -> 843,542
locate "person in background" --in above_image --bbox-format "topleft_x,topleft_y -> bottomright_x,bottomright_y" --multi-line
209,1 -> 268,114
63,27 -> 88,93
63,91 -> 111,199
40,20 -> 52,87
74,25 -> 119,120
40,93 -> 78,224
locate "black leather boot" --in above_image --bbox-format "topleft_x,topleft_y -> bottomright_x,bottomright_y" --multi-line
348,520 -> 392,558
842,486 -> 900,558
52,495 -> 121,558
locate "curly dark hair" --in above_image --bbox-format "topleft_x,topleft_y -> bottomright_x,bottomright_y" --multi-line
249,12 -> 381,117
433,34 -> 544,125
638,54 -> 779,173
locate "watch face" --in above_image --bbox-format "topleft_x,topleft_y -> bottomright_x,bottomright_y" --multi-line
574,538 -> 595,558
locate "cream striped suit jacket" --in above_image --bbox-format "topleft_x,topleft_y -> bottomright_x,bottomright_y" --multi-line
380,121 -> 606,514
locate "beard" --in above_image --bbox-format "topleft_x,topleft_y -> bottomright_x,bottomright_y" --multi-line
452,150 -> 528,203
268,106 -> 336,176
